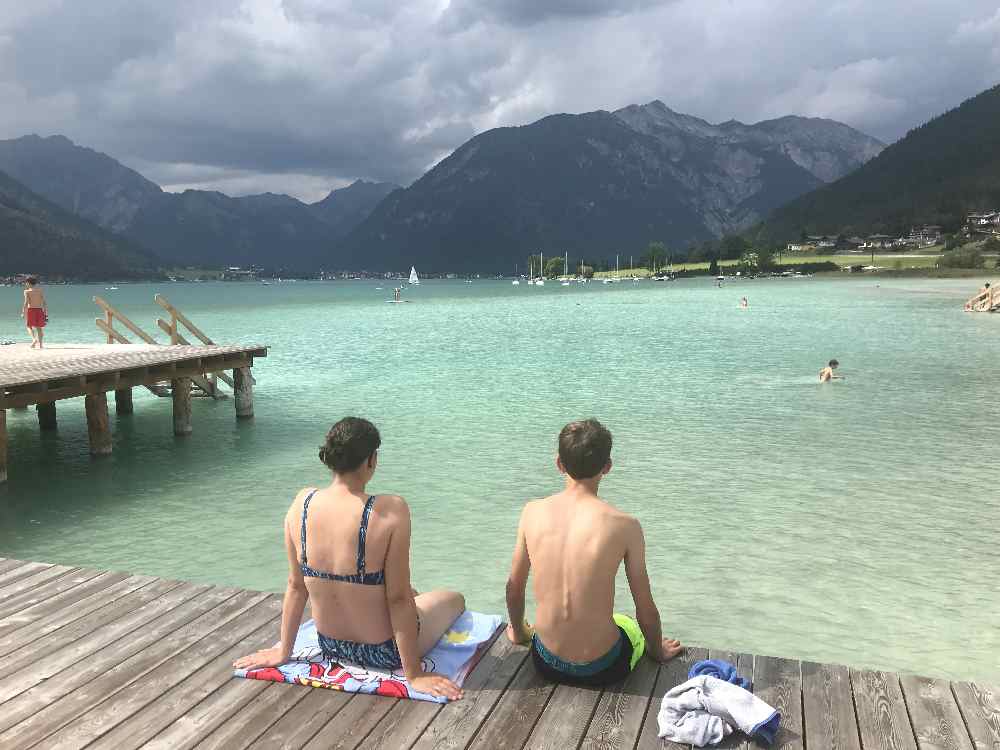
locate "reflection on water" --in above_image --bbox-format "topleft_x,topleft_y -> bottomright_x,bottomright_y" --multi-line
0,277 -> 998,681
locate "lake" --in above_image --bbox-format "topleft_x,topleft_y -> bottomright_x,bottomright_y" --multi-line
1,276 -> 998,681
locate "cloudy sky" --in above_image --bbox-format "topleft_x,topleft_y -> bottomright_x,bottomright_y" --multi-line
1,0 -> 998,201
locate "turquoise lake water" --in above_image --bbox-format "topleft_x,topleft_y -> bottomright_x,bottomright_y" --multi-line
1,277 -> 998,681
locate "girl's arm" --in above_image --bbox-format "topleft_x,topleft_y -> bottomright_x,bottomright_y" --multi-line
384,497 -> 462,699
234,504 -> 309,669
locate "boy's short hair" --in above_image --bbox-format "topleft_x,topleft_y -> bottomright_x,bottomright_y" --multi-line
829,359 -> 839,367
559,419 -> 612,479
319,417 -> 381,473
25,276 -> 38,285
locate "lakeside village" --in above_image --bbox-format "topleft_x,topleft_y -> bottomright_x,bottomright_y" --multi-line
4,211 -> 1000,287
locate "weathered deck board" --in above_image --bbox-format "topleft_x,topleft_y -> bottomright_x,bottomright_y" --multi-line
0,573 -> 154,651
0,558 -> 991,750
802,661 -> 862,750
951,682 -> 1000,750
755,655 -> 804,750
900,675 -> 974,750
851,669 -> 919,750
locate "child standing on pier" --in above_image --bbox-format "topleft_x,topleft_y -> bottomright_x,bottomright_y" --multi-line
21,277 -> 47,349
505,419 -> 682,686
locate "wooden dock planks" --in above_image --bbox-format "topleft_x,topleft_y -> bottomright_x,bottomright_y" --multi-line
0,557 -> 993,750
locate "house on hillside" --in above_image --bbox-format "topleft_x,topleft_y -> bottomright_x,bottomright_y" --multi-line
862,234 -> 897,249
786,242 -> 815,252
221,266 -> 259,281
906,225 -> 943,246
966,212 -> 1000,235
806,235 -> 838,248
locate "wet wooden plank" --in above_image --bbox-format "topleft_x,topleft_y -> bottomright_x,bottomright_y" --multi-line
850,669 -> 919,750
900,676 -> 974,750
466,653 -> 556,750
413,636 -> 530,750
0,573 -> 154,653
37,593 -> 278,750
246,689 -> 356,750
580,656 -> 658,750
524,681 -> 604,750
299,693 -> 398,750
636,646 -> 709,750
754,656 -> 803,750
86,605 -> 283,750
0,585 -> 246,748
951,681 -> 1000,750
0,566 -> 103,619
801,661 -> 861,750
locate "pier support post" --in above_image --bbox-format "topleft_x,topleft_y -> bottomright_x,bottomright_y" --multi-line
234,367 -> 254,420
37,402 -> 57,431
115,388 -> 134,415
172,378 -> 192,436
0,409 -> 7,483
84,393 -> 112,456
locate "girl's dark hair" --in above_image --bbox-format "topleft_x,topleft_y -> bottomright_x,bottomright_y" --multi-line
25,276 -> 38,285
319,417 -> 381,473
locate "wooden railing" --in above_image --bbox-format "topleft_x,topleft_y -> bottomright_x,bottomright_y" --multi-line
93,295 -> 226,398
964,286 -> 999,312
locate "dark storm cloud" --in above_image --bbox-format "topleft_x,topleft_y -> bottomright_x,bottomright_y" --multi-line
1,0 -> 998,200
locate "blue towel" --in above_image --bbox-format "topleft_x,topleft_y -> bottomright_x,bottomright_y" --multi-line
689,659 -> 752,691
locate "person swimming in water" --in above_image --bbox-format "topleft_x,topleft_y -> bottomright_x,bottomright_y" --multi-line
739,297 -> 748,309
819,359 -> 842,382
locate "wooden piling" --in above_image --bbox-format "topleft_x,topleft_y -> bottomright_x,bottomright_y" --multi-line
84,393 -> 112,456
0,409 -> 6,483
172,378 -> 193,436
36,402 -> 57,430
234,367 -> 254,419
114,388 -> 134,415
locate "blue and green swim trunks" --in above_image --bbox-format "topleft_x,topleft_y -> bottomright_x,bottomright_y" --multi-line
531,614 -> 646,687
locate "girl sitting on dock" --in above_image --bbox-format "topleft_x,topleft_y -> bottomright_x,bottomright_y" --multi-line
234,417 -> 466,700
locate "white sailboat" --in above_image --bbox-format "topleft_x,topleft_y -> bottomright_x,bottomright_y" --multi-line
409,266 -> 420,285
512,262 -> 520,285
535,252 -> 545,285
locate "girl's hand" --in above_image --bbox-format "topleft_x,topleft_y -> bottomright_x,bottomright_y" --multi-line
410,672 -> 464,700
233,646 -> 287,670
653,637 -> 684,662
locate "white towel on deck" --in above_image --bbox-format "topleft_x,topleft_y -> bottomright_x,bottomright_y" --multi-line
658,675 -> 780,746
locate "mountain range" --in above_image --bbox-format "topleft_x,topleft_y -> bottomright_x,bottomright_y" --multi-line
1,100 -> 887,275
0,135 -> 398,271
339,101 -> 884,272
756,83 -> 1000,241
0,167 -> 155,279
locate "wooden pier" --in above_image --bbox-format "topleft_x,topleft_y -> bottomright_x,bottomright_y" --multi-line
0,341 -> 266,482
0,558 -> 996,750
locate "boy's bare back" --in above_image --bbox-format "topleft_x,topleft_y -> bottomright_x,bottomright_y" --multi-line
519,489 -> 638,662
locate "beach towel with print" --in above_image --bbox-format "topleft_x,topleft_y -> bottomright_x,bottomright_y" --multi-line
234,611 -> 502,703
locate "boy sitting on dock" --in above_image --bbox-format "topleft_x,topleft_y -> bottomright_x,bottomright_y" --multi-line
21,276 -> 47,349
505,419 -> 682,686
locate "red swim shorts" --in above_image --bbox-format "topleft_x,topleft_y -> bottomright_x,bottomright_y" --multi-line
26,308 -> 47,328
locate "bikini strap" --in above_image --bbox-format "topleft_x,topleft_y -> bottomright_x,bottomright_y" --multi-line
357,495 -> 376,576
300,489 -> 318,565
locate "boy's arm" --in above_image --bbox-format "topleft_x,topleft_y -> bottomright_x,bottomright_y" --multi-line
21,290 -> 28,316
623,518 -> 668,661
505,506 -> 533,644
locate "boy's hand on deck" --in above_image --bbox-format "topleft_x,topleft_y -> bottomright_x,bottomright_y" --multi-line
410,672 -> 464,700
506,621 -> 534,645
651,637 -> 684,663
233,646 -> 287,670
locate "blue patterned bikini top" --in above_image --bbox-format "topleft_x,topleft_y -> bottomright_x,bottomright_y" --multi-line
299,490 -> 386,585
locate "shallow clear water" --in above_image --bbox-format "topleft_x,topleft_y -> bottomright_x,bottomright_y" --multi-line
1,277 -> 998,681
